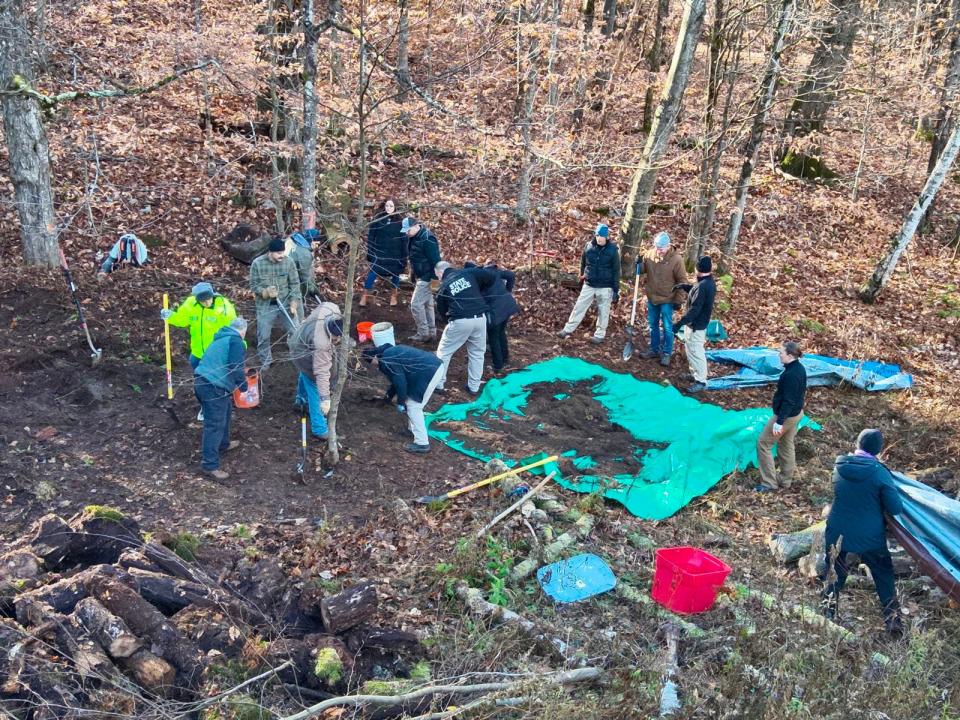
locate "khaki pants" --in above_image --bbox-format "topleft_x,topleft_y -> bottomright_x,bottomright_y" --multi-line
410,280 -> 436,338
756,413 -> 803,489
683,326 -> 707,383
561,285 -> 613,340
436,316 -> 487,392
407,365 -> 444,445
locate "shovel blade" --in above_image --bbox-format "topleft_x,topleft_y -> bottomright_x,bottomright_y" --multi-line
622,324 -> 635,360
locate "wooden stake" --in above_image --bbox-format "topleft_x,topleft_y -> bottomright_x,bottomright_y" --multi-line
476,471 -> 557,538
162,293 -> 173,399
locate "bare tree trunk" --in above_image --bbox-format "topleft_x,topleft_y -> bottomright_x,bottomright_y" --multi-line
602,0 -> 617,35
572,0 -> 596,131
780,0 -> 860,151
598,0 -> 643,129
851,9 -> 880,202
541,0 -> 562,190
516,1 -> 544,222
642,0 -> 671,132
0,0 -> 58,266
302,0 -> 319,230
397,0 -> 410,100
721,0 -> 794,269
620,0 -> 707,273
194,0 -> 216,183
859,121 -> 960,303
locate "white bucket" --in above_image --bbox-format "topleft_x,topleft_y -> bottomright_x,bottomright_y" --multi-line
371,321 -> 396,347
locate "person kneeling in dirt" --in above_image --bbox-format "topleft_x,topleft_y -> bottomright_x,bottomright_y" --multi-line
434,261 -> 498,395
362,343 -> 444,454
96,233 -> 149,279
249,237 -> 302,370
557,224 -> 620,345
672,256 -> 716,393
161,282 -> 238,370
290,302 -> 344,440
194,318 -> 249,481
820,429 -> 905,636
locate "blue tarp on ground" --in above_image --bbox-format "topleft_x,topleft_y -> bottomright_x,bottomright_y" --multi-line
891,472 -> 960,602
703,347 -> 913,391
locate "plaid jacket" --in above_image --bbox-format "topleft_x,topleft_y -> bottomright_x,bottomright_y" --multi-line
249,254 -> 302,305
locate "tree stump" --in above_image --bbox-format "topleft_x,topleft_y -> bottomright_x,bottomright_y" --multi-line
319,582 -> 378,634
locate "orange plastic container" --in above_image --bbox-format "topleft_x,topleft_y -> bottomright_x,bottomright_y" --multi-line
651,546 -> 731,614
357,321 -> 374,343
233,369 -> 260,409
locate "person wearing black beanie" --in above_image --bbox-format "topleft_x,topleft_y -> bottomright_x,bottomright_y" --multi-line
249,237 -> 302,369
672,256 -> 716,392
821,428 -> 905,636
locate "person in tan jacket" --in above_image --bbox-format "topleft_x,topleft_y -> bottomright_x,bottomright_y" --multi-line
290,302 -> 343,439
638,232 -> 688,366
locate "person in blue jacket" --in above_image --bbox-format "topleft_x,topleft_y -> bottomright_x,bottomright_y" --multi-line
361,200 -> 406,307
96,233 -> 149,278
194,318 -> 249,480
466,259 -> 519,374
362,343 -> 444,454
558,224 -> 620,344
404,217 -> 442,341
821,429 -> 905,636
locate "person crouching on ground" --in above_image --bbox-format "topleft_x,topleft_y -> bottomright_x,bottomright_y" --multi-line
557,223 -> 620,344
672,256 -> 716,393
362,343 -> 444,454
638,231 -> 687,366
290,302 -> 343,440
194,318 -> 249,481
96,233 -> 149,279
821,429 -> 904,636
434,260 -> 497,395
755,340 -> 807,492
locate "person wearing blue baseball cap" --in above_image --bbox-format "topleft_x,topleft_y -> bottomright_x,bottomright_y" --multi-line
287,227 -> 323,315
403,217 -> 442,342
557,223 -> 620,345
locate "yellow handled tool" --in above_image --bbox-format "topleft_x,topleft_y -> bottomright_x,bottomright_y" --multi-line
415,454 -> 558,504
163,293 -> 173,399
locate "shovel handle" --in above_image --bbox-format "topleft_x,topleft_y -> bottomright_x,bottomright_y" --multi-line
446,455 -> 559,500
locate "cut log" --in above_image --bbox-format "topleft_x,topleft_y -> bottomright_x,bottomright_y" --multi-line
120,648 -> 176,693
117,547 -> 162,573
13,564 -> 117,621
767,521 -> 825,564
128,569 -> 213,614
15,597 -> 53,627
84,574 -> 203,683
343,626 -> 420,655
74,597 -> 142,658
49,614 -> 119,683
320,582 -> 378,634
0,550 -> 42,583
141,541 -> 217,586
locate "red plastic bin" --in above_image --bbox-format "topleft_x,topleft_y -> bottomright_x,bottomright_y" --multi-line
651,546 -> 731,614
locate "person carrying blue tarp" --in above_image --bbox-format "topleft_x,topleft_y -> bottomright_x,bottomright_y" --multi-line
821,429 -> 904,636
755,340 -> 807,492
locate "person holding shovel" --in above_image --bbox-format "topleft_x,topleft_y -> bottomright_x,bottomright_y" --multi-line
755,340 -> 807,492
290,302 -> 343,440
362,343 -> 444,454
249,238 -> 302,370
287,228 -> 322,315
194,318 -> 249,481
638,231 -> 687,366
557,223 -> 621,345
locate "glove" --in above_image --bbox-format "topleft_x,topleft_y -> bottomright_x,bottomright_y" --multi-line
261,286 -> 278,300
673,283 -> 692,293
397,403 -> 407,414
160,309 -> 173,320
289,300 -> 299,316
773,423 -> 784,436
320,399 -> 331,415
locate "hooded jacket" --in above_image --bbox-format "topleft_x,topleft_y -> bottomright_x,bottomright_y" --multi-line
367,213 -> 407,276
580,239 -> 621,292
408,226 -> 442,281
482,267 -> 519,326
290,302 -> 342,397
640,247 -> 687,305
369,343 -> 442,405
195,326 -> 248,393
166,294 -> 237,359
825,454 -> 904,553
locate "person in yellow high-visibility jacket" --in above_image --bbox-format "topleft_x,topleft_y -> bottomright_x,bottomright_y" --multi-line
161,282 -> 238,369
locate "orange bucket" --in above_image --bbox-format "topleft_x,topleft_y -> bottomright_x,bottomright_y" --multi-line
233,369 -> 261,409
357,321 -> 374,343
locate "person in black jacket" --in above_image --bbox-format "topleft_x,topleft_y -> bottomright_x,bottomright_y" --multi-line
466,259 -> 520,373
821,429 -> 904,635
361,199 -> 406,307
557,224 -> 621,345
755,341 -> 807,492
404,217 -> 442,341
673,256 -> 717,393
434,261 -> 497,395
362,343 -> 444,454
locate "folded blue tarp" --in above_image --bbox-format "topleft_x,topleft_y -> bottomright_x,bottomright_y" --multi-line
889,472 -> 960,603
704,347 -> 913,391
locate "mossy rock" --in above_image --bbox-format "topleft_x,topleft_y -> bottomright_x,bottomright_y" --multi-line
83,505 -> 126,522
164,532 -> 201,562
779,151 -> 840,181
408,660 -> 432,682
313,647 -> 343,685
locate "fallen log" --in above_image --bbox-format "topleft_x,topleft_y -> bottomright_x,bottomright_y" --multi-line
29,514 -> 75,568
117,547 -> 162,573
658,624 -> 681,717
119,648 -> 176,693
84,574 -> 203,683
767,521 -> 825,564
615,583 -> 706,638
13,564 -> 117,619
128,568 -> 214,614
510,514 -> 595,582
320,582 -> 377,634
74,597 -> 142,658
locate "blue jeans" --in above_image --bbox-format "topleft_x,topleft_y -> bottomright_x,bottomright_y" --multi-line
297,372 -> 328,438
194,376 -> 233,470
364,267 -> 400,290
647,302 -> 675,355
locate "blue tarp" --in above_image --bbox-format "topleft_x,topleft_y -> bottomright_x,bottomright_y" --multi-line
891,472 -> 960,601
703,347 -> 913,391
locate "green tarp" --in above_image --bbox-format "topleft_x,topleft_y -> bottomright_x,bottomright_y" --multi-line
427,356 -> 816,520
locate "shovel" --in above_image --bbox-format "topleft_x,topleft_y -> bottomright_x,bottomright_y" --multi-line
415,454 -> 558,504
622,258 -> 642,361
58,247 -> 103,366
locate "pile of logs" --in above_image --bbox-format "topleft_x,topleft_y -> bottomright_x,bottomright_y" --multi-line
0,509 -> 422,717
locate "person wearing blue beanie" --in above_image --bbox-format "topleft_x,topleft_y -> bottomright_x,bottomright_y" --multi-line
557,223 -> 620,344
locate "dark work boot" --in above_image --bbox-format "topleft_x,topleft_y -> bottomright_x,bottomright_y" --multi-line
660,353 -> 672,367
884,613 -> 904,638
640,349 -> 658,359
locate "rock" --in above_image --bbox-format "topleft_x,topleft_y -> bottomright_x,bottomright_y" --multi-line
390,498 -> 415,525
0,550 -> 42,583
